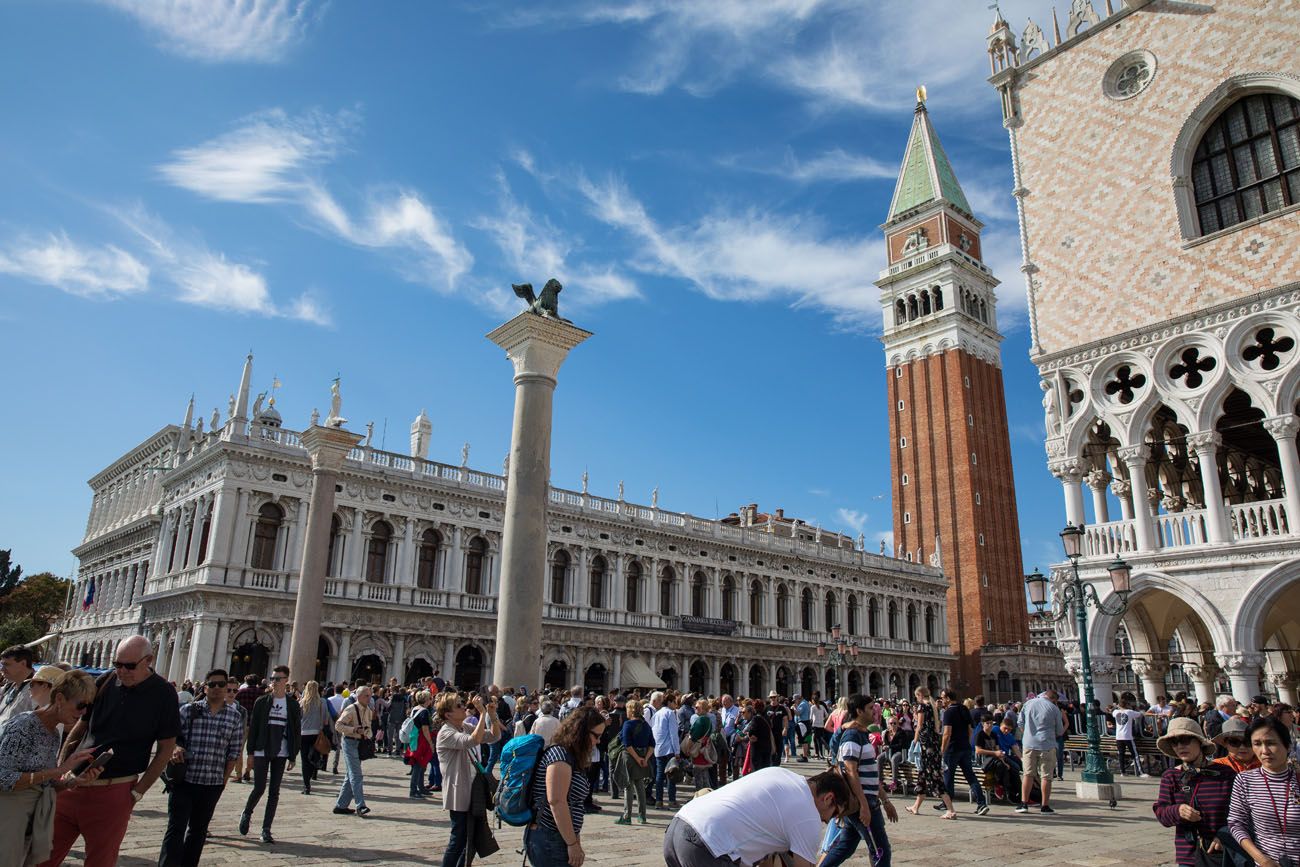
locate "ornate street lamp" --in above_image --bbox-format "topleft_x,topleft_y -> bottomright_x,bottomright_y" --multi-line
1025,524 -> 1131,788
817,625 -> 855,700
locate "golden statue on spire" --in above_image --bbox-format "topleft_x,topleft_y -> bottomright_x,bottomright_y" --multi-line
916,84 -> 927,105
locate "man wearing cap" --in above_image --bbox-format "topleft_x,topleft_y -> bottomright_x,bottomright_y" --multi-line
1210,716 -> 1259,773
0,644 -> 38,733
44,635 -> 181,867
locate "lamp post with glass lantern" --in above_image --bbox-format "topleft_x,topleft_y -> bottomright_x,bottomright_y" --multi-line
816,624 -> 859,700
1024,524 -> 1131,793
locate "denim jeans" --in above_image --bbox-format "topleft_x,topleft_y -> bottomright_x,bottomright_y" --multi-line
820,796 -> 890,867
484,738 -> 505,777
409,761 -> 427,796
335,738 -> 366,810
428,754 -> 443,788
1055,736 -> 1066,777
654,755 -> 677,804
524,825 -> 571,867
441,810 -> 469,867
942,749 -> 986,808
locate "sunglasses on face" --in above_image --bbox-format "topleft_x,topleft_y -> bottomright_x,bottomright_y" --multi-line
1222,736 -> 1246,747
207,681 -> 227,689
73,701 -> 91,711
1169,736 -> 1199,746
269,675 -> 287,681
113,659 -> 144,670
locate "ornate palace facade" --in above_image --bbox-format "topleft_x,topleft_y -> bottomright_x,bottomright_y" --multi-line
58,356 -> 953,697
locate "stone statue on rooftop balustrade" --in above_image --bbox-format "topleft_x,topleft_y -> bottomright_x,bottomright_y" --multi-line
310,407 -> 320,427
252,392 -> 265,419
365,421 -> 374,447
326,379 -> 346,428
512,278 -> 568,321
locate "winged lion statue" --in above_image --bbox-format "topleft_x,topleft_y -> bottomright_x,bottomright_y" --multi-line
511,278 -> 569,322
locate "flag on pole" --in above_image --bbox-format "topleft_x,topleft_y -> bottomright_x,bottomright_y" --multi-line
82,577 -> 95,610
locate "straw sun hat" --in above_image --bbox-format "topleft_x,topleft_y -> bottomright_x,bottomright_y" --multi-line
1156,717 -> 1214,758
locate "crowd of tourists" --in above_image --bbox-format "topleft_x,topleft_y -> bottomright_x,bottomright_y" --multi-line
1,638 -> 1299,866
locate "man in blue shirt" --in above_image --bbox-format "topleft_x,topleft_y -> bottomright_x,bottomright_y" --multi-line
795,695 -> 812,763
651,694 -> 681,808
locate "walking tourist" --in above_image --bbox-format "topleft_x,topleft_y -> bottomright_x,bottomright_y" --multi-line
0,670 -> 100,867
435,691 -> 499,867
906,686 -> 955,820
686,697 -> 715,792
0,645 -> 38,732
1227,716 -> 1300,867
239,665 -> 299,843
821,693 -> 898,867
46,635 -> 180,867
1152,717 -> 1235,867
407,690 -> 435,799
1016,689 -> 1065,814
1113,697 -> 1149,778
938,688 -> 989,815
652,692 -> 681,808
332,685 -> 374,818
223,681 -> 246,783
159,668 -> 243,866
663,766 -> 850,867
526,706 -> 605,867
298,680 -> 331,795
616,698 -> 653,825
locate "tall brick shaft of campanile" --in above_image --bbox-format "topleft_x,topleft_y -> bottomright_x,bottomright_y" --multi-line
875,88 -> 1029,696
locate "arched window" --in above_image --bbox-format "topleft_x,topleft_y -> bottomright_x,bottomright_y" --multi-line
625,561 -> 642,613
365,520 -> 392,583
847,594 -> 859,635
659,567 -> 674,616
250,502 -> 283,571
465,536 -> 487,595
749,579 -> 763,625
722,575 -> 736,621
925,605 -> 936,643
801,588 -> 814,631
589,555 -> 606,608
933,286 -> 944,310
824,592 -> 838,631
906,603 -> 917,641
888,600 -> 899,639
907,294 -> 918,320
921,290 -> 932,315
691,571 -> 706,617
868,597 -> 879,636
416,528 -> 440,589
895,299 -> 906,324
776,583 -> 790,628
1191,93 -> 1300,236
551,550 -> 570,604
326,514 -> 341,577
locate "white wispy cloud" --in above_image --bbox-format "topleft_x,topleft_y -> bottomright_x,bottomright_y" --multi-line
472,173 -> 641,312
724,147 -> 897,184
836,508 -> 868,533
159,109 -> 473,290
95,0 -> 320,63
0,233 -> 149,298
576,172 -> 883,328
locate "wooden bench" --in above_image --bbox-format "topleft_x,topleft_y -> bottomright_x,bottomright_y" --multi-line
1064,735 -> 1165,775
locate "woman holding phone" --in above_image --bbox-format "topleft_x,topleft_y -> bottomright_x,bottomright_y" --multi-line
0,669 -> 103,867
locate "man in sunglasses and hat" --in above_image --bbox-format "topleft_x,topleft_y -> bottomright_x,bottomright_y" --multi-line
45,635 -> 181,867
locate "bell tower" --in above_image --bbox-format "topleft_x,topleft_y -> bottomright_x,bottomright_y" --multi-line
875,88 -> 1029,695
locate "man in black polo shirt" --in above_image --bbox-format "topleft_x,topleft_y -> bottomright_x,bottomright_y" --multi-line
45,635 -> 180,867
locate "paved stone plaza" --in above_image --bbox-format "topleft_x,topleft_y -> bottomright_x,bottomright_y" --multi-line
86,758 -> 1179,866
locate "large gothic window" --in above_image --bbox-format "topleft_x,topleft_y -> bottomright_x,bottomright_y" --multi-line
250,503 -> 283,571
625,561 -> 642,613
888,601 -> 899,639
824,592 -> 838,631
691,571 -> 706,617
722,575 -> 736,621
365,520 -> 392,583
465,536 -> 487,595
847,595 -> 860,635
416,528 -> 440,589
589,556 -> 606,608
551,550 -> 570,604
776,583 -> 790,628
749,579 -> 763,625
659,567 -> 674,616
1193,93 -> 1300,235
800,588 -> 813,631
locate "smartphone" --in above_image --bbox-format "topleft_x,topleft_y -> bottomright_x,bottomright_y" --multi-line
72,746 -> 114,776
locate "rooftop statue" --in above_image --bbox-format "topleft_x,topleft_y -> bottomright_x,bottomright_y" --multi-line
512,278 -> 569,321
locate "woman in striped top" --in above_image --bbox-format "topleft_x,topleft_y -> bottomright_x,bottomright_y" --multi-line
1228,717 -> 1300,867
528,706 -> 606,867
1151,717 -> 1235,866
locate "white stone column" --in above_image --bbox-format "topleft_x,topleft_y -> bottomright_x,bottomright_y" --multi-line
228,490 -> 252,570
286,425 -> 363,684
204,487 -> 240,569
335,631 -> 353,684
447,526 -> 463,591
1187,432 -> 1231,544
1132,659 -> 1169,705
398,518 -> 416,586
153,626 -> 171,678
186,617 -> 217,682
211,622 -> 231,675
182,503 -> 201,568
1270,672 -> 1299,705
644,557 -> 657,614
1085,470 -> 1111,523
1118,446 -> 1158,552
1263,415 -> 1300,531
346,507 -> 365,579
1185,663 -> 1220,706
710,658 -> 721,696
393,635 -> 406,683
613,652 -> 622,690
1050,460 -> 1087,528
1218,652 -> 1265,702
167,624 -> 189,682
442,637 -> 455,679
1111,479 -> 1135,522
612,554 -> 626,611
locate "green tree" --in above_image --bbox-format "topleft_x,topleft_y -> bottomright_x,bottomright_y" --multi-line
0,549 -> 22,598
0,615 -> 39,649
0,572 -> 71,635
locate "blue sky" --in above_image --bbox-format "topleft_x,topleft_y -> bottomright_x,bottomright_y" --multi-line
0,0 -> 1070,577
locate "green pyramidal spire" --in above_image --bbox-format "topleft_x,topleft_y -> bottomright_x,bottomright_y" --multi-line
886,93 -> 973,223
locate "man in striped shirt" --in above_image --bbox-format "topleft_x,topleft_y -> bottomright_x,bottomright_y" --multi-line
822,693 -> 898,867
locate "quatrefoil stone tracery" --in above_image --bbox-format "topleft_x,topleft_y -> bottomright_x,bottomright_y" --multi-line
1169,347 -> 1217,388
1243,327 -> 1295,372
1104,365 -> 1146,405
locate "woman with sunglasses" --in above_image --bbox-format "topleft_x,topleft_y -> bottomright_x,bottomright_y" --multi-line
1152,717 -> 1236,867
0,669 -> 101,867
1227,716 -> 1300,867
1213,717 -> 1261,774
527,706 -> 606,867
435,691 -> 499,867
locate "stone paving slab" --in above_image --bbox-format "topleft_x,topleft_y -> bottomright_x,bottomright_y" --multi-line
52,758 -> 1178,866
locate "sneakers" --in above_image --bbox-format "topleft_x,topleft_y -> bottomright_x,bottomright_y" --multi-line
932,803 -> 946,811
1139,773 -> 1151,779
1015,805 -> 1029,814
332,807 -> 355,815
974,804 -> 990,816
238,813 -> 250,836
1040,805 -> 1056,814
356,806 -> 371,817
260,830 -> 274,844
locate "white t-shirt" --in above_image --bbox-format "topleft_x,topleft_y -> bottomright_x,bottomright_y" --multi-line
1112,708 -> 1142,740
810,704 -> 828,728
255,696 -> 290,758
677,767 -> 823,866
532,714 -> 560,746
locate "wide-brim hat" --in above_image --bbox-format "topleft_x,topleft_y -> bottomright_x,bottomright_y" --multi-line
1212,716 -> 1249,746
1157,717 -> 1214,757
31,665 -> 65,687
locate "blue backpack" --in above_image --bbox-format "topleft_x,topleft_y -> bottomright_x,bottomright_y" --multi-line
495,734 -> 544,826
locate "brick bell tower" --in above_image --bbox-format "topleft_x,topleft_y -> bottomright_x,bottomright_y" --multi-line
875,87 -> 1029,696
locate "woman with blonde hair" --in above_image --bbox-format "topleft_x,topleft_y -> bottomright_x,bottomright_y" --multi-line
907,686 -> 956,820
0,669 -> 103,867
298,680 -> 331,794
435,691 -> 499,867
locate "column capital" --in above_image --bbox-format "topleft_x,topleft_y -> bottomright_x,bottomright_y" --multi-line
1215,651 -> 1266,674
1263,413 -> 1300,440
1267,670 -> 1299,688
300,425 -> 364,472
486,312 -> 593,384
1186,431 -> 1223,454
1116,444 -> 1150,465
1048,458 -> 1086,481
1084,468 -> 1112,491
1181,663 -> 1219,683
1130,658 -> 1169,679
1109,478 -> 1132,498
